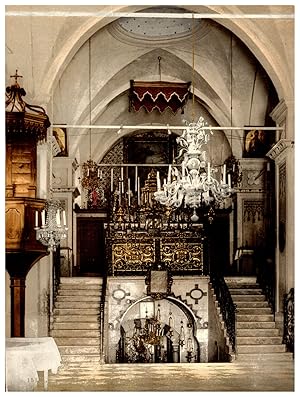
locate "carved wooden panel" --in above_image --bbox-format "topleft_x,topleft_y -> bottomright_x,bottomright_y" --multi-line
6,142 -> 37,198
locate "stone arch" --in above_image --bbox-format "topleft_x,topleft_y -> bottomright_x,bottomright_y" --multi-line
42,5 -> 289,104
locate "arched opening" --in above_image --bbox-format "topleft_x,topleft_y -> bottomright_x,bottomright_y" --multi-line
117,296 -> 199,363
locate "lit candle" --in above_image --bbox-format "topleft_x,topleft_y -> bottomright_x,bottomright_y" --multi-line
111,168 -> 114,192
56,210 -> 61,226
228,174 -> 231,188
62,210 -> 66,226
135,166 -> 138,192
41,210 -> 45,226
223,164 -> 226,184
156,171 -> 161,190
137,177 -> 140,206
35,211 -> 38,227
97,169 -> 100,178
208,162 -> 211,182
167,165 -> 171,183
128,177 -> 131,207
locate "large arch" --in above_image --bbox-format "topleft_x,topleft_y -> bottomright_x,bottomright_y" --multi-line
40,5 -> 292,104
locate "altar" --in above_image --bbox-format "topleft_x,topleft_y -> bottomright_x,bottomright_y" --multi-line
5,337 -> 62,391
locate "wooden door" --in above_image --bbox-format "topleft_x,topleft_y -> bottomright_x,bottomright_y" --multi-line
77,218 -> 106,276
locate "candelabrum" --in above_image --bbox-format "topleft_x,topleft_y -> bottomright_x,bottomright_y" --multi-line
154,117 -> 236,222
80,159 -> 106,209
35,199 -> 68,252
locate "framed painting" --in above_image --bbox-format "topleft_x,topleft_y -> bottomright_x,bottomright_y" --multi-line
124,131 -> 176,186
243,127 -> 275,158
53,127 -> 68,157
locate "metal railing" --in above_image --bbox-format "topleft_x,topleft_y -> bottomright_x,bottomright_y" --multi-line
256,259 -> 275,313
99,274 -> 108,364
283,288 -> 294,353
210,274 -> 237,355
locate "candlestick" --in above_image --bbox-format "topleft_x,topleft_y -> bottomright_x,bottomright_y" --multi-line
156,171 -> 161,190
62,210 -> 66,226
56,210 -> 61,226
135,166 -> 138,192
228,173 -> 231,188
41,210 -> 45,226
111,168 -> 114,192
97,169 -> 100,178
121,166 -> 124,181
167,165 -> 171,183
137,177 -> 140,205
223,164 -> 226,184
35,211 -> 38,227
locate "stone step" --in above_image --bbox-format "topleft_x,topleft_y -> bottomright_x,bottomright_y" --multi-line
57,289 -> 102,296
236,308 -> 272,315
227,284 -> 260,289
55,337 -> 100,346
56,295 -> 101,302
224,277 -> 257,284
51,329 -> 100,338
236,314 -> 274,322
52,322 -> 100,330
230,289 -> 263,295
61,354 -> 101,363
55,301 -> 100,309
231,295 -> 265,302
236,352 -> 294,361
53,314 -> 99,322
59,345 -> 101,355
237,328 -> 279,337
58,285 -> 102,291
234,301 -> 269,308
60,277 -> 103,285
238,344 -> 286,354
237,321 -> 275,329
53,308 -> 100,316
236,336 -> 283,345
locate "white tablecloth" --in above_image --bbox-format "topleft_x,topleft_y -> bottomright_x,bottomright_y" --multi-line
5,337 -> 62,391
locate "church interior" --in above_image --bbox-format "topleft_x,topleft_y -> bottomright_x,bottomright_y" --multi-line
5,4 -> 294,392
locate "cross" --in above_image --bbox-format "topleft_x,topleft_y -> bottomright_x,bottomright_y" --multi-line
10,69 -> 23,85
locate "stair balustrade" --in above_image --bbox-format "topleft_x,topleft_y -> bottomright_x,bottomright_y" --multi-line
256,258 -> 275,313
283,288 -> 294,353
99,274 -> 107,363
210,274 -> 237,354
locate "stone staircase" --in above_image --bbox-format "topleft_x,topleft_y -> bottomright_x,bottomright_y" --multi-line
50,277 -> 103,364
225,277 -> 293,362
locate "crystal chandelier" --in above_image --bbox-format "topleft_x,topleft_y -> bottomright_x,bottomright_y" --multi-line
154,116 -> 234,222
35,199 -> 68,252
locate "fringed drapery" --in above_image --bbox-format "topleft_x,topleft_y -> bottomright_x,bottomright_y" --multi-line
129,80 -> 191,114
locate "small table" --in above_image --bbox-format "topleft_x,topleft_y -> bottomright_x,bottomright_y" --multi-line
5,337 -> 62,391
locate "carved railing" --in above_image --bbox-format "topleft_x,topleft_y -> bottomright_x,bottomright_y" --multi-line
99,274 -> 108,363
210,274 -> 237,355
256,259 -> 275,313
283,288 -> 294,353
52,246 -> 61,302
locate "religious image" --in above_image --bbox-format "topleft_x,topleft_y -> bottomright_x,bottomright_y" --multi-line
243,129 -> 269,158
53,127 -> 68,157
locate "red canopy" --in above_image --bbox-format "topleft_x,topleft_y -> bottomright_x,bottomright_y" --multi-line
129,80 -> 191,114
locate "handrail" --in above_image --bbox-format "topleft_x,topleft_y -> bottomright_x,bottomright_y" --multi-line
210,274 -> 237,355
256,259 -> 275,313
99,274 -> 108,364
283,288 -> 294,353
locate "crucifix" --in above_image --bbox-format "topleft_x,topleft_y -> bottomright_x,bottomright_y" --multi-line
10,69 -> 23,85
